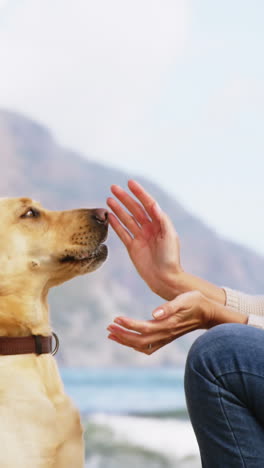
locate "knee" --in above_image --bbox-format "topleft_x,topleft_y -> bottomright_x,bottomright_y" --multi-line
184,323 -> 247,388
186,324 -> 239,366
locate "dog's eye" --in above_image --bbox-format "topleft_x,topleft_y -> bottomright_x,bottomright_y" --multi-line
21,208 -> 40,219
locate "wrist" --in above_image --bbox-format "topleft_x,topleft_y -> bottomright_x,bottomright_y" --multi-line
157,270 -> 187,300
207,301 -> 248,328
161,270 -> 226,305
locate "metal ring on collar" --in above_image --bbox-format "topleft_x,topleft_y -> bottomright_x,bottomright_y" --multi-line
51,332 -> 60,356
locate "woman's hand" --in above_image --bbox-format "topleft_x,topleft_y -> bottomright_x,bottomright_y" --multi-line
107,291 -> 213,355
107,291 -> 248,355
107,180 -> 184,300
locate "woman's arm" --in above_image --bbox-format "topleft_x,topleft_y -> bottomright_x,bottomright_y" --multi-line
221,286 -> 264,329
107,180 -> 227,303
107,180 -> 264,326
166,273 -> 264,329
107,291 -> 248,355
164,270 -> 226,304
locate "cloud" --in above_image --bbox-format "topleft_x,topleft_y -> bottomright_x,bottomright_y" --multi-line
0,0 -> 9,9
2,1 -> 264,256
0,0 -> 189,164
207,77 -> 264,128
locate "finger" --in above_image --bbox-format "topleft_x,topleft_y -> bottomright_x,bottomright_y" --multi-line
127,180 -> 162,221
108,324 -> 142,338
108,332 -> 153,352
152,295 -> 189,320
109,333 -> 175,355
152,291 -> 205,321
110,185 -> 150,225
113,316 -> 176,333
133,336 -> 176,355
128,180 -> 179,240
108,213 -> 132,247
112,315 -> 199,341
107,197 -> 140,237
108,315 -> 199,351
107,325 -> 172,347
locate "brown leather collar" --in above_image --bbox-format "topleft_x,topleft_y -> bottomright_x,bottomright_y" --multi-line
0,332 -> 59,356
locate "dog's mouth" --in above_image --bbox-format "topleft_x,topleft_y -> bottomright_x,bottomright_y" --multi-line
60,244 -> 108,264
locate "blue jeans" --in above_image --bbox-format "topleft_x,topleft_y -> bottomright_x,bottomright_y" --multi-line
184,323 -> 264,467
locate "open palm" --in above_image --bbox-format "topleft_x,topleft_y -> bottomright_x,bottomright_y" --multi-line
107,180 -> 183,300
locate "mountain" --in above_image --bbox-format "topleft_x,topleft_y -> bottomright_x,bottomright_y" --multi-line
0,108 -> 263,366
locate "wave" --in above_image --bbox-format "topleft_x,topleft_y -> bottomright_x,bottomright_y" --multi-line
61,367 -> 185,386
84,413 -> 201,468
132,407 -> 189,419
62,367 -> 187,415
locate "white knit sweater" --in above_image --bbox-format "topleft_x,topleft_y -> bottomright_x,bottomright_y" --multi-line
223,287 -> 264,329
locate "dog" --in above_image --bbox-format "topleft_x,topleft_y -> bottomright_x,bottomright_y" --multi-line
0,197 -> 108,467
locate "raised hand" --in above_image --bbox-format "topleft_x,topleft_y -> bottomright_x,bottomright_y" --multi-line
107,180 -> 183,300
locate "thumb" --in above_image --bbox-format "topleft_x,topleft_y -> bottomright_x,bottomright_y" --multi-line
152,296 -> 182,320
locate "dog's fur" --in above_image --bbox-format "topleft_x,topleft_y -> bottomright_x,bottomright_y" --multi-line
0,197 -> 108,467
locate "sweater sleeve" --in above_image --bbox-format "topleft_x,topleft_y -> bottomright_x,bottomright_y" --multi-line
222,286 -> 264,330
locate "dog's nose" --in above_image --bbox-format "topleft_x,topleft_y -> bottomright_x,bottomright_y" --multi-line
92,209 -> 109,226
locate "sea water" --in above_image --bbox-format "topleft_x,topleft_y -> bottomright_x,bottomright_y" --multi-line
61,367 -> 201,468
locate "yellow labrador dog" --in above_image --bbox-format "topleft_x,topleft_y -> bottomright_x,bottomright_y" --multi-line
0,197 -> 108,468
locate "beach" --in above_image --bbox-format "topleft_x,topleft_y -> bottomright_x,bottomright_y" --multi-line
61,367 -> 201,468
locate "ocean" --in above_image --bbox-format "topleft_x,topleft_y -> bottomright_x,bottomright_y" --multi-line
61,367 -> 201,468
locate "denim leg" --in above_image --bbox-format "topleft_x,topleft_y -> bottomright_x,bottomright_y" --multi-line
184,323 -> 264,468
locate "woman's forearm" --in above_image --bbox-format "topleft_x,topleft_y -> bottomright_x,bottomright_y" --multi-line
163,271 -> 226,305
207,300 -> 248,328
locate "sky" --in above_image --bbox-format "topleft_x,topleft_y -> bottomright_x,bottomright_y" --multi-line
1,0 -> 264,255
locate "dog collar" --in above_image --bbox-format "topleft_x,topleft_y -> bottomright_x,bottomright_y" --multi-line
0,332 -> 59,356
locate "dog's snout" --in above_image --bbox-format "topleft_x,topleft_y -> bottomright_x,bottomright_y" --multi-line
92,209 -> 109,226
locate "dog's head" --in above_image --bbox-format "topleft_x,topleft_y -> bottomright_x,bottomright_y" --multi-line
0,197 -> 108,289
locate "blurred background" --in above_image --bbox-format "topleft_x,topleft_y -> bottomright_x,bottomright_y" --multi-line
0,1 -> 264,466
